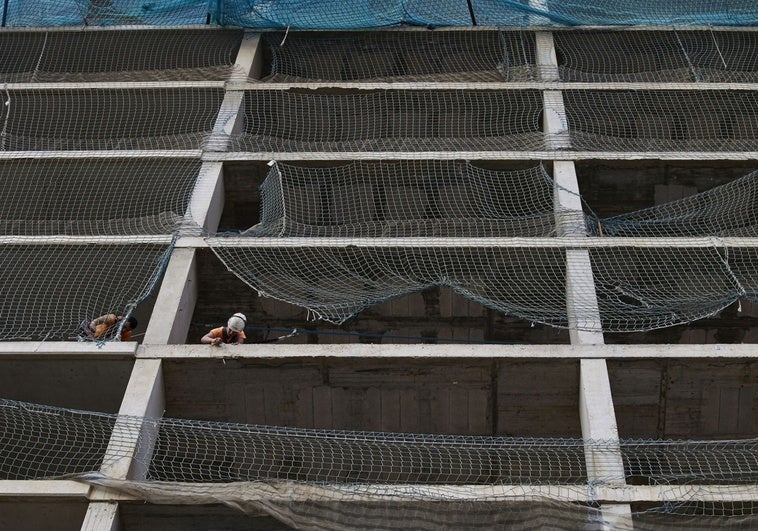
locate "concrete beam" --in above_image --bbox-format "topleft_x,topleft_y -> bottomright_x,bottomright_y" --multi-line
0,481 -> 90,498
186,162 -> 225,233
102,359 -> 165,481
136,343 -> 758,360
205,150 -> 758,161
5,82 -> 223,90
580,359 -> 626,480
0,342 -> 135,359
230,82 -> 758,91
182,235 -> 758,248
0,151 -> 200,160
535,32 -> 559,82
3,150 -> 756,162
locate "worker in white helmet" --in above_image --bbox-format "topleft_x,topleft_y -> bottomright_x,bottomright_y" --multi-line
201,312 -> 247,346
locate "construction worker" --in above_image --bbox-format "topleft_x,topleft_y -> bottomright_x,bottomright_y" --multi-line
201,312 -> 247,346
79,313 -> 138,341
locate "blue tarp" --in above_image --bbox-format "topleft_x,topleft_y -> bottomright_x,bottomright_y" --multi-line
3,0 -> 757,28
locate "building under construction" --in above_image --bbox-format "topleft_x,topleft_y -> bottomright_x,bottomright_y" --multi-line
0,1 -> 757,529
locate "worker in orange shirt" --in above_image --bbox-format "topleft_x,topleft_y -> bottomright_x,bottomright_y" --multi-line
201,312 -> 247,346
79,313 -> 138,341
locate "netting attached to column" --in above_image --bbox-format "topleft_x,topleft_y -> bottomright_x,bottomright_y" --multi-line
0,88 -> 225,151
209,163 -> 758,330
554,30 -> 758,83
589,247 -> 746,332
0,29 -> 244,83
220,89 -> 758,154
210,245 -> 575,326
596,170 -> 758,238
0,158 -> 203,235
248,161 -> 557,238
727,248 -> 758,302
260,30 -> 537,82
562,90 -> 758,152
0,242 -> 173,341
209,243 -> 756,331
2,399 -> 757,529
222,89 -> 544,152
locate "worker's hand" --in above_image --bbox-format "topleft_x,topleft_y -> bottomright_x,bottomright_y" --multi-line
211,337 -> 222,346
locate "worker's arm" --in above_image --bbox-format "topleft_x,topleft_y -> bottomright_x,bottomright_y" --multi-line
90,313 -> 117,330
201,331 -> 222,346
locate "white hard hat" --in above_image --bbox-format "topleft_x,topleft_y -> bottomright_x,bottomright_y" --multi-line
227,312 -> 247,332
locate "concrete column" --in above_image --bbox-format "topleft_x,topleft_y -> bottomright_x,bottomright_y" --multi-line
536,31 -> 632,528
142,248 -> 198,345
80,32 -> 264,531
81,359 -> 164,529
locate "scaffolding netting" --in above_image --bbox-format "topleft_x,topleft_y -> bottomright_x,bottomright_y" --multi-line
260,30 -> 537,82
248,161 -> 557,238
2,399 -> 757,529
208,162 -> 758,330
0,29 -> 244,83
0,88 -> 225,151
259,29 -> 758,84
0,243 -> 172,341
218,89 -> 758,154
596,170 -> 758,238
554,30 -> 758,83
209,244 -> 756,330
563,90 -> 758,152
223,89 -> 544,153
0,158 -> 203,235
588,247 -> 745,332
4,0 -> 758,28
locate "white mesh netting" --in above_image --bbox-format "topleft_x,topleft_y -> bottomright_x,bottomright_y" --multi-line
2,399 -> 756,529
0,27 -> 756,341
260,30 -> 537,82
0,242 -> 172,341
222,89 -> 544,153
0,158 -> 203,235
216,89 -> 758,153
1,88 -> 225,151
554,30 -> 758,83
0,28 -> 243,82
257,29 -> 758,84
208,161 -> 758,330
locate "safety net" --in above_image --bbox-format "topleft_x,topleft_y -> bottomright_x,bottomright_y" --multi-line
0,158 -> 203,235
208,162 -> 758,330
257,29 -> 758,84
554,30 -> 758,83
562,90 -> 758,152
0,242 -> 172,341
260,30 -> 537,83
0,28 -> 243,82
4,0 -> 758,28
247,161 -> 557,238
216,89 -> 758,154
0,88 -> 225,151
2,399 -> 757,529
222,89 -> 545,153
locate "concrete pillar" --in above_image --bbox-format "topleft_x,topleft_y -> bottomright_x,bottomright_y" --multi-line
80,32 -> 265,531
81,359 -> 164,529
536,30 -> 633,528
